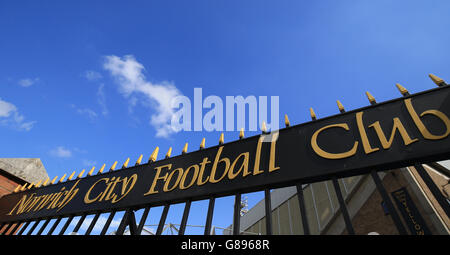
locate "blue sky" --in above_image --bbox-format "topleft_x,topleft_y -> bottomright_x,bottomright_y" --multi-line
1,1 -> 450,234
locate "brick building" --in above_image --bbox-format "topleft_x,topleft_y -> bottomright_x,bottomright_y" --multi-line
226,162 -> 450,235
0,158 -> 48,235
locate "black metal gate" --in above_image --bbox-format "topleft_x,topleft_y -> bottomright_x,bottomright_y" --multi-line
1,74 -> 449,235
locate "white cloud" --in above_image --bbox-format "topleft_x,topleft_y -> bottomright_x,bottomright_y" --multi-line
18,78 -> 39,87
82,159 -> 97,167
97,83 -> 108,116
70,104 -> 98,120
103,55 -> 183,138
0,98 -> 36,131
50,146 -> 72,158
84,70 -> 103,81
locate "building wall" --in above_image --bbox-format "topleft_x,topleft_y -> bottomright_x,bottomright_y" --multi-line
237,165 -> 449,235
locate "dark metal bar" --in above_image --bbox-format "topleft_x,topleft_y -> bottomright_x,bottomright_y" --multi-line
264,189 -> 273,235
204,198 -> 215,235
0,223 -> 5,234
8,222 -> 21,236
331,177 -> 355,234
36,218 -> 51,235
426,162 -> 450,178
26,220 -> 41,235
100,211 -> 116,235
58,215 -> 74,235
72,214 -> 87,234
156,205 -> 170,235
414,164 -> 450,218
17,221 -> 31,235
116,210 -> 130,235
137,207 -> 151,235
233,193 -> 241,235
179,201 -> 191,235
371,170 -> 408,234
1,223 -> 13,235
47,216 -> 62,235
85,212 -> 101,235
128,210 -> 137,235
296,183 -> 310,235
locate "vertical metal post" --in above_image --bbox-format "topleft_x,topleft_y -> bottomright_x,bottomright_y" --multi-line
100,211 -> 116,235
72,214 -> 87,234
26,220 -> 41,235
179,200 -> 191,235
296,183 -> 310,235
0,223 -> 13,235
8,222 -> 21,236
331,177 -> 355,234
414,164 -> 450,218
204,198 -> 215,235
47,216 -> 62,235
156,205 -> 170,235
116,210 -> 130,235
370,170 -> 408,234
58,215 -> 74,235
17,221 -> 31,235
85,212 -> 101,235
36,218 -> 51,235
264,189 -> 273,235
128,210 -> 137,235
137,207 -> 151,235
233,193 -> 242,235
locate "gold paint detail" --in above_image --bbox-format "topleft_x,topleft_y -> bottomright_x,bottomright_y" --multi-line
122,158 -> 130,169
182,143 -> 188,154
336,100 -> 345,113
396,83 -> 409,96
310,108 -> 317,120
356,111 -> 380,154
239,128 -> 244,139
136,154 -> 143,165
77,169 -> 85,179
368,118 -> 419,149
200,138 -> 206,149
284,114 -> 290,127
311,123 -> 359,159
88,166 -> 96,176
428,74 -> 444,86
165,147 -> 172,158
219,133 -> 224,145
110,161 -> 118,171
149,147 -> 159,163
365,91 -> 376,104
404,98 -> 450,140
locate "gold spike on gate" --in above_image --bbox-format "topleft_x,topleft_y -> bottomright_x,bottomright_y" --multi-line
239,128 -> 244,139
284,114 -> 290,127
182,143 -> 188,154
88,166 -> 96,176
395,83 -> 409,96
261,121 -> 267,133
149,147 -> 159,163
110,161 -> 118,171
336,100 -> 345,113
50,176 -> 59,185
77,169 -> 86,179
165,147 -> 172,159
42,177 -> 50,186
219,133 -> 224,145
14,184 -> 22,193
20,184 -> 27,191
428,74 -> 445,86
365,91 -> 376,105
27,182 -> 35,189
68,171 -> 76,181
35,179 -> 43,188
135,155 -> 143,166
122,158 -> 130,169
59,174 -> 67,183
98,163 -> 106,174
200,138 -> 206,150
310,108 -> 317,120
